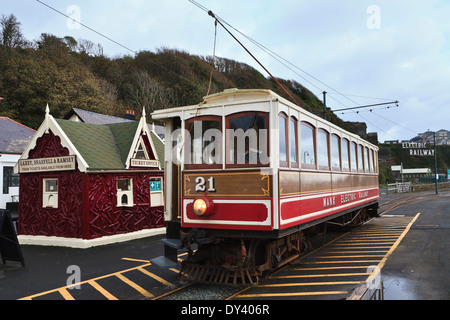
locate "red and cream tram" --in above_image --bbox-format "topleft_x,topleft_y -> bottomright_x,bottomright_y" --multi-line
152,88 -> 379,283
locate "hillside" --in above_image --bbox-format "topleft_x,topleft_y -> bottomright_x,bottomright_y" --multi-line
1,14 -> 356,133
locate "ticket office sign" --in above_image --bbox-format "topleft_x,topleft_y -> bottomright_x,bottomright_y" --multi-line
18,156 -> 76,173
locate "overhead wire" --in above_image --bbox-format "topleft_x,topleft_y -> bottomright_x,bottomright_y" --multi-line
38,0 -> 409,140
188,0 -> 410,141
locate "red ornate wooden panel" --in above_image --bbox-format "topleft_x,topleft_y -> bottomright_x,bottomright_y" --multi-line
18,171 -> 83,238
87,172 -> 165,239
19,130 -> 83,238
19,129 -> 165,240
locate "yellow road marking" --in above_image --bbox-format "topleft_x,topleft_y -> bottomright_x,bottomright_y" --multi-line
343,236 -> 401,240
377,213 -> 421,270
121,257 -> 151,263
116,273 -> 154,298
328,246 -> 392,249
291,266 -> 372,271
258,281 -> 363,287
88,280 -> 118,300
58,288 -> 75,300
315,255 -> 385,258
273,273 -> 370,279
18,263 -> 151,300
236,291 -> 350,298
302,260 -> 381,264
137,267 -> 174,287
324,250 -> 389,253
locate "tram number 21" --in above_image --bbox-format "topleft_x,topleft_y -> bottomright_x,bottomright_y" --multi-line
195,177 -> 216,192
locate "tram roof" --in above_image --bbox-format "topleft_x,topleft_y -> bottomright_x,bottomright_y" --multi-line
151,88 -> 378,150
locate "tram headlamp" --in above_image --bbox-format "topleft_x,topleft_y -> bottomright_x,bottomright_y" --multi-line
192,197 -> 214,216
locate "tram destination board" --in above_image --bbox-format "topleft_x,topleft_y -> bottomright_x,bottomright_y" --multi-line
0,209 -> 25,266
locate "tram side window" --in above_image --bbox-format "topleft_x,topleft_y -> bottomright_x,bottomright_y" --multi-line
358,144 -> 364,172
370,149 -> 375,173
365,147 -> 371,173
374,150 -> 378,173
227,112 -> 269,167
290,117 -> 298,167
279,113 -> 288,167
331,134 -> 341,171
186,116 -> 222,169
300,122 -> 316,169
318,129 -> 330,170
350,142 -> 357,172
342,138 -> 350,171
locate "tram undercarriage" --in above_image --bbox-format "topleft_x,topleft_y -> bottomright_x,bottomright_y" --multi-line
178,203 -> 379,285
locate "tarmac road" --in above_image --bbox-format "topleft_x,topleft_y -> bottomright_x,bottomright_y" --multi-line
380,191 -> 450,299
0,190 -> 448,300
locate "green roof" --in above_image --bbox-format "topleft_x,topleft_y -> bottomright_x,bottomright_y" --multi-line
55,119 -> 151,170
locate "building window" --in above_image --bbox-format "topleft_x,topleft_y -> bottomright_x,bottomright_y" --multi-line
318,129 -> 330,170
3,166 -> 19,194
300,122 -> 316,169
117,178 -> 133,207
150,177 -> 164,207
43,178 -> 58,208
279,113 -> 288,167
331,134 -> 341,171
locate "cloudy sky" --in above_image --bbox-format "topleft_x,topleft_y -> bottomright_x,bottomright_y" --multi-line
2,0 -> 450,142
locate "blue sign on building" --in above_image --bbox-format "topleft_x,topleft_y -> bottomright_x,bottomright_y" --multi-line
150,179 -> 161,192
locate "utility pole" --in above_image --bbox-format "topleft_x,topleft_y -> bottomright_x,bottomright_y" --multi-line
434,131 -> 438,194
323,91 -> 327,120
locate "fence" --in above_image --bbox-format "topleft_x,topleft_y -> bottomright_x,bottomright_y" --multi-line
387,182 -> 411,194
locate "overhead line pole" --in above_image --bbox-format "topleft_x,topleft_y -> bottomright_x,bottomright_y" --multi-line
313,101 -> 399,115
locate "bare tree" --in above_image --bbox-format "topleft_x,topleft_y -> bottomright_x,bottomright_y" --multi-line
0,14 -> 25,48
128,70 -> 170,113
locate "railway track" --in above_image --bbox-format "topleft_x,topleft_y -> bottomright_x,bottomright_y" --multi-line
155,192 -> 432,300
19,192 -> 441,300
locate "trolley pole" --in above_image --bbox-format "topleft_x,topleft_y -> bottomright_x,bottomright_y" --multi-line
323,91 -> 327,120
434,131 -> 438,194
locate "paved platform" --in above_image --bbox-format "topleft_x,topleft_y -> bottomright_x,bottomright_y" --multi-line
380,191 -> 450,299
0,190 -> 448,300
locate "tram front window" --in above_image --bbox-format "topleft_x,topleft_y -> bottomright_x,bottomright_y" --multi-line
226,112 -> 269,167
186,116 -> 222,168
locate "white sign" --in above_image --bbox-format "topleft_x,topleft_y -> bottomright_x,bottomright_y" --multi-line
402,142 -> 434,156
130,159 -> 159,168
18,156 -> 76,173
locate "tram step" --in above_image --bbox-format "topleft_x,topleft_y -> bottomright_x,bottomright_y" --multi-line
150,256 -> 178,269
161,238 -> 182,249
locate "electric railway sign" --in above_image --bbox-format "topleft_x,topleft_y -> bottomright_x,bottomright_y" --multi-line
402,142 -> 434,156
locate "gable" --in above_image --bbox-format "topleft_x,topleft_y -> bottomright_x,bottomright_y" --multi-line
127,127 -> 161,170
17,106 -> 164,173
